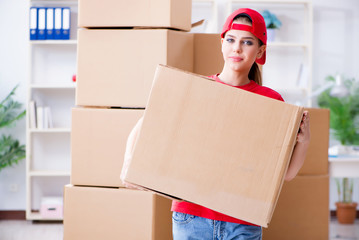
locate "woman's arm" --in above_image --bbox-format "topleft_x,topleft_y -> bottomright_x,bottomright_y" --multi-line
120,117 -> 144,186
284,111 -> 310,181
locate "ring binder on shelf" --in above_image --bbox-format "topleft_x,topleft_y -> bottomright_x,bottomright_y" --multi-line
54,7 -> 62,39
46,8 -> 55,40
30,7 -> 38,40
37,7 -> 46,40
62,7 -> 71,40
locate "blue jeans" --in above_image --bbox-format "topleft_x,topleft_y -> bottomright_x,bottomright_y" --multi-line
172,212 -> 262,240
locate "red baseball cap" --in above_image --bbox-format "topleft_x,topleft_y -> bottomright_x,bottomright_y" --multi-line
221,8 -> 267,65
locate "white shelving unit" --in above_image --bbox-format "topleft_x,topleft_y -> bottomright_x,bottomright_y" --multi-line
26,0 -> 77,221
192,0 -> 218,33
227,0 -> 313,106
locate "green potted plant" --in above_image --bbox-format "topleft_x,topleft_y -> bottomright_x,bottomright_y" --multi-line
318,75 -> 359,224
0,85 -> 26,171
318,75 -> 359,146
335,178 -> 357,224
262,10 -> 282,42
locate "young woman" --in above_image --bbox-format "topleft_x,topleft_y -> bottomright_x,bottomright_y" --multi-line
123,8 -> 310,240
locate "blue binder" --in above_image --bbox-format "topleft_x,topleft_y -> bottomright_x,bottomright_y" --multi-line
46,8 -> 55,40
61,8 -> 71,40
29,7 -> 38,40
54,7 -> 62,39
37,7 -> 46,40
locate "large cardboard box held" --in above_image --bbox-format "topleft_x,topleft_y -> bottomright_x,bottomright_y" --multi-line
63,185 -> 172,240
123,65 -> 304,227
78,0 -> 192,31
71,108 -> 143,187
263,175 -> 329,239
193,33 -> 223,76
76,29 -> 193,108
298,108 -> 329,175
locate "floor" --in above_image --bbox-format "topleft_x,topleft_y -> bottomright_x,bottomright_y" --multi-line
0,218 -> 358,240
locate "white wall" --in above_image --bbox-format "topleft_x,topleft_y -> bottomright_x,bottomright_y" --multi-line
0,0 -> 358,211
0,0 -> 28,210
312,0 -> 359,89
311,0 -> 359,210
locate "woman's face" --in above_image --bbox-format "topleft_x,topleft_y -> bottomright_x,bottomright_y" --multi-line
221,22 -> 266,73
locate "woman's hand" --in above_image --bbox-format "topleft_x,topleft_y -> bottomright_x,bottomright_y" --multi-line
284,111 -> 310,181
120,117 -> 144,188
297,111 -> 310,144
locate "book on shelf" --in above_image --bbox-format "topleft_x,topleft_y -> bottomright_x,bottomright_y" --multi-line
29,100 -> 37,128
31,102 -> 54,130
45,106 -> 54,128
37,106 -> 44,129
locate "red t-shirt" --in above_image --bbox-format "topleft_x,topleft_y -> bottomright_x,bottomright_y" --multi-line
171,74 -> 284,226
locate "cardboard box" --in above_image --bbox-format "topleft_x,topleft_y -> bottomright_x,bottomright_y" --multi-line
63,185 -> 172,240
193,33 -> 223,76
124,65 -> 304,227
78,0 -> 191,31
71,108 -> 143,187
76,29 -> 193,108
298,108 -> 329,175
263,175 -> 329,240
192,33 -> 263,75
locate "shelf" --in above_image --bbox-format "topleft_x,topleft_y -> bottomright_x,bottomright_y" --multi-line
29,170 -> 71,177
30,40 -> 77,45
193,0 -> 215,2
30,128 -> 71,133
267,42 -> 309,48
27,212 -> 63,221
273,87 -> 308,93
329,156 -> 359,162
31,83 -> 76,89
31,0 -> 78,5
229,0 -> 311,4
27,0 -> 77,223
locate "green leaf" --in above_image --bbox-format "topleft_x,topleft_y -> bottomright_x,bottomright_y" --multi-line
0,135 -> 26,171
0,85 -> 26,171
0,85 -> 18,107
317,76 -> 359,145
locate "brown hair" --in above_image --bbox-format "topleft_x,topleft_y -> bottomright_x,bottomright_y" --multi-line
232,14 -> 263,86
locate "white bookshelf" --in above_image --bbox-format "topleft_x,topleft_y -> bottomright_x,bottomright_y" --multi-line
30,40 -> 78,45
30,83 -> 76,89
227,0 -> 313,106
29,171 -> 71,177
30,128 -> 72,133
26,0 -> 77,221
27,212 -> 64,221
192,0 -> 218,33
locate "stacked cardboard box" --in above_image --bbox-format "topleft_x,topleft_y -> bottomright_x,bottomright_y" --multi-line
192,33 -> 223,76
63,0 -> 193,239
263,108 -> 330,239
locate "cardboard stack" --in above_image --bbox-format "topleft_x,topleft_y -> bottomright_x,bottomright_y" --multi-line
263,108 -> 330,239
63,0 -> 194,239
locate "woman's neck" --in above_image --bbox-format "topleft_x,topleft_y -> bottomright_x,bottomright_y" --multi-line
217,68 -> 250,87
